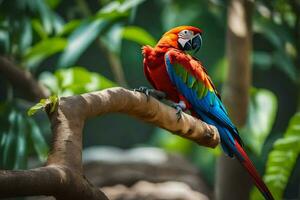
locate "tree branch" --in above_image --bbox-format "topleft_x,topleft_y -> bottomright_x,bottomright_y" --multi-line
0,87 -> 219,199
0,56 -> 48,101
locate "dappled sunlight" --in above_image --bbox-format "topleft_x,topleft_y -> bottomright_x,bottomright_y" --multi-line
0,0 -> 299,199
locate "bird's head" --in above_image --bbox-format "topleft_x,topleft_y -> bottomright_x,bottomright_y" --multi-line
156,26 -> 203,53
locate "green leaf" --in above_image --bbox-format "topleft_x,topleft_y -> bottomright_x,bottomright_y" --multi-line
49,95 -> 58,113
161,3 -> 199,31
253,17 -> 287,49
250,112 -> 300,200
241,88 -> 277,155
27,118 -> 49,162
98,0 -> 145,15
27,100 -> 46,116
2,110 -> 18,169
51,14 -> 64,34
39,67 -> 116,96
23,37 -> 67,68
272,50 -> 297,82
27,95 -> 58,116
253,17 -> 297,82
252,51 -> 272,69
1,107 -> 49,168
119,0 -> 146,12
122,26 -> 156,46
58,20 -> 81,36
38,72 -> 60,94
46,0 -> 61,8
57,19 -> 109,68
35,0 -> 54,34
32,20 -> 48,39
18,17 -> 32,55
14,114 -> 28,169
42,67 -> 116,96
0,29 -> 10,54
101,23 -> 124,54
0,131 -> 8,166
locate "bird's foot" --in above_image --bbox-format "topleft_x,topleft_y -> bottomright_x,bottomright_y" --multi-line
171,101 -> 186,121
134,86 -> 166,101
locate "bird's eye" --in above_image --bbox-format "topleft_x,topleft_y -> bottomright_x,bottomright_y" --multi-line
179,30 -> 193,38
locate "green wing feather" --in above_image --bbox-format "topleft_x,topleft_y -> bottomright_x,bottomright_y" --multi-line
173,62 -> 209,99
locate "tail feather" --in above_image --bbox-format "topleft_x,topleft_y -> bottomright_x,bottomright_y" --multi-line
234,139 -> 274,200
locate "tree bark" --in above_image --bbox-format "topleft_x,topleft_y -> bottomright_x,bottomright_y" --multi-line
0,87 -> 219,199
215,0 -> 253,200
0,56 -> 48,101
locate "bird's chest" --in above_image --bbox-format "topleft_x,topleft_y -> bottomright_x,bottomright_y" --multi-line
145,60 -> 180,102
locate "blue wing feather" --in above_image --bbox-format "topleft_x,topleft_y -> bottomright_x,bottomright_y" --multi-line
165,52 -> 242,156
163,51 -> 275,200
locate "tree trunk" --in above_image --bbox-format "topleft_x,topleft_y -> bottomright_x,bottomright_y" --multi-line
215,0 -> 253,200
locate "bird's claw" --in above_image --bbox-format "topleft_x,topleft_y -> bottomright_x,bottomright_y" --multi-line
171,101 -> 186,121
134,87 -> 166,101
175,107 -> 183,121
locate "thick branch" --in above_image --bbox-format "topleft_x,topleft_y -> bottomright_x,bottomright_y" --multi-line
0,87 -> 219,199
0,165 -> 108,199
0,56 -> 48,101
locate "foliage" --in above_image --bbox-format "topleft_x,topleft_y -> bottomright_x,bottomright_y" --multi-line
0,107 -> 49,169
251,112 -> 300,200
58,0 -> 147,68
58,19 -> 111,68
253,0 -> 299,82
122,26 -> 156,46
24,37 -> 67,68
0,0 -> 63,57
27,95 -> 58,116
0,0 -> 149,69
0,0 -> 148,170
241,88 -> 278,155
39,67 -> 116,96
0,1 -> 299,198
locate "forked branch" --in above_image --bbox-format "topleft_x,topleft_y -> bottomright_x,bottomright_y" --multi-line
0,87 -> 219,200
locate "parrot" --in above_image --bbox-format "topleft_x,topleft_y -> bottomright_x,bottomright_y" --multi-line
139,26 -> 274,200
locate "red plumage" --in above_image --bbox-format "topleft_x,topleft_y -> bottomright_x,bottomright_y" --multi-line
142,26 -> 274,200
142,45 -> 181,102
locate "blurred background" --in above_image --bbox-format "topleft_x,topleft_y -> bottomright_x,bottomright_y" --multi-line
0,0 -> 299,200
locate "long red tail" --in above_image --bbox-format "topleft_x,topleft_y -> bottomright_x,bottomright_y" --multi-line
234,139 -> 274,200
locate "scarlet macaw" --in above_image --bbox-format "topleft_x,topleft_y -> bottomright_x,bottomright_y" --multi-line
140,26 -> 274,200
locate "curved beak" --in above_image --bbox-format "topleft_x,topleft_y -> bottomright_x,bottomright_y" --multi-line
178,34 -> 202,53
192,34 -> 202,53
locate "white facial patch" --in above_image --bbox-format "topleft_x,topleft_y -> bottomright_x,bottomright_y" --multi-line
178,30 -> 194,48
178,30 -> 194,39
178,38 -> 189,48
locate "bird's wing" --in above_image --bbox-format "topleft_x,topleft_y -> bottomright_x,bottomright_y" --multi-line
164,49 -> 241,143
165,49 -> 274,200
